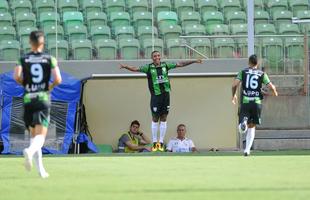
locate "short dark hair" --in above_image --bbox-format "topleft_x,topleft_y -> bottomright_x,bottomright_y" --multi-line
29,30 -> 44,45
249,54 -> 258,66
177,124 -> 186,130
130,120 -> 140,127
151,50 -> 160,57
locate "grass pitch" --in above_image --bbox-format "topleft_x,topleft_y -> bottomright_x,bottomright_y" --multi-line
1,151 -> 310,200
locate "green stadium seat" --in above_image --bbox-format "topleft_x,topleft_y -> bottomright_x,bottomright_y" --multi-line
189,38 -> 211,58
197,0 -> 219,13
219,0 -> 241,15
58,0 -> 79,15
184,24 -> 206,36
95,39 -> 117,60
48,40 -> 69,60
236,37 -> 261,58
174,0 -> 195,18
86,11 -> 107,31
133,11 -> 152,30
284,36 -> 304,73
96,144 -> 113,153
157,11 -> 178,29
206,24 -> 229,35
142,38 -> 164,58
262,37 -> 283,73
284,37 -> 304,60
255,24 -> 276,35
273,10 -> 293,28
39,12 -> 60,29
63,11 -> 84,32
44,25 -> 65,42
71,39 -> 93,60
213,38 -> 236,58
166,38 -> 187,59
230,23 -> 247,35
21,40 -> 31,54
0,26 -> 16,43
18,27 -> 38,44
0,40 -> 20,61
278,24 -> 300,35
0,0 -> 9,13
118,38 -> 140,59
114,25 -> 135,40
110,11 -> 130,29
15,12 -> 36,29
127,0 -> 149,15
35,0 -> 55,18
159,24 -> 182,41
202,11 -> 224,26
267,0 -> 288,16
242,0 -> 264,9
0,12 -> 13,26
180,11 -> 200,27
11,0 -> 32,18
289,0 -> 309,16
106,0 -> 126,15
66,24 -> 88,42
153,0 -> 172,17
82,0 -> 103,17
137,26 -> 158,41
90,25 -> 111,44
254,10 -> 270,24
225,11 -> 246,24
296,10 -> 310,32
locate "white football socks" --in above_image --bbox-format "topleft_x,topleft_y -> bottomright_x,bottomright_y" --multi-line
151,121 -> 159,143
30,136 -> 48,177
27,135 -> 45,159
159,121 -> 167,143
244,127 -> 256,154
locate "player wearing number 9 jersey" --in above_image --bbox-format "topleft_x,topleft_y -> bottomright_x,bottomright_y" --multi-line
231,54 -> 278,156
14,31 -> 62,178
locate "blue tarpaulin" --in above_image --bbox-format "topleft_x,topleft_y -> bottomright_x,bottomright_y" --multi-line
0,71 -> 81,154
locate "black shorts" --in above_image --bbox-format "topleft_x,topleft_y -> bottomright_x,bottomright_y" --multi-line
239,102 -> 262,125
24,98 -> 51,129
150,92 -> 170,116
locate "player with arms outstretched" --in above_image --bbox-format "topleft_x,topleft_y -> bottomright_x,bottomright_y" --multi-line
120,51 -> 202,151
232,54 -> 278,156
14,31 -> 62,178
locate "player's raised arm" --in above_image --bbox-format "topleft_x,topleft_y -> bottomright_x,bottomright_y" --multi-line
119,63 -> 140,72
231,79 -> 241,105
14,64 -> 23,85
176,59 -> 202,68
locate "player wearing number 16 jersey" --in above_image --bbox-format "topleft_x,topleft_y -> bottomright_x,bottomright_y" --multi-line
231,54 -> 278,156
14,31 -> 62,178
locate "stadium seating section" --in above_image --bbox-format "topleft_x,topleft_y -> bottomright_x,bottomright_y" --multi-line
0,0 -> 308,63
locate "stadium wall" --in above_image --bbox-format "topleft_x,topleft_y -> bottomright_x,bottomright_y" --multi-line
83,75 -> 238,151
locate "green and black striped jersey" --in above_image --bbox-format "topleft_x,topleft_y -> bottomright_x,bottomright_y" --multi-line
139,62 -> 177,95
236,68 -> 270,104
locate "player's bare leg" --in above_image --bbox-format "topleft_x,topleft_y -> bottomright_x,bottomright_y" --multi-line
244,123 -> 256,156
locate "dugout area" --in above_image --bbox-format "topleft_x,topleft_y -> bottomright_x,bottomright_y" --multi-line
82,74 -> 238,151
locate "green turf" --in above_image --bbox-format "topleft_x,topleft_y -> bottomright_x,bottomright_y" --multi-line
1,152 -> 310,200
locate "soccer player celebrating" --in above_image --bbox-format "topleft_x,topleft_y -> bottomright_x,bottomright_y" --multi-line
232,54 -> 278,156
120,51 -> 202,152
14,31 -> 62,178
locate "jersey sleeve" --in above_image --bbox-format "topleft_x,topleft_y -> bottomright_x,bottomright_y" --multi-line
139,64 -> 149,73
119,134 -> 130,144
16,58 -> 22,66
50,56 -> 58,69
166,139 -> 173,151
166,62 -> 177,70
189,139 -> 195,148
236,71 -> 242,81
262,73 -> 271,85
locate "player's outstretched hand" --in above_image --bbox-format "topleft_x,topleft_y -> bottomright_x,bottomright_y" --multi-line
196,59 -> 203,64
119,63 -> 127,69
232,95 -> 238,105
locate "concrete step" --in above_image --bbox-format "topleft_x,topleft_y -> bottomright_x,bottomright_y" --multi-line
252,130 -> 310,150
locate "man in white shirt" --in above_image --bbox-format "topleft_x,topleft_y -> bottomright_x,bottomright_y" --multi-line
166,124 -> 197,152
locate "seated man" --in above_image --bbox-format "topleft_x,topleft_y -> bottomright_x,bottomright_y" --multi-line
118,120 -> 152,153
166,124 -> 197,152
